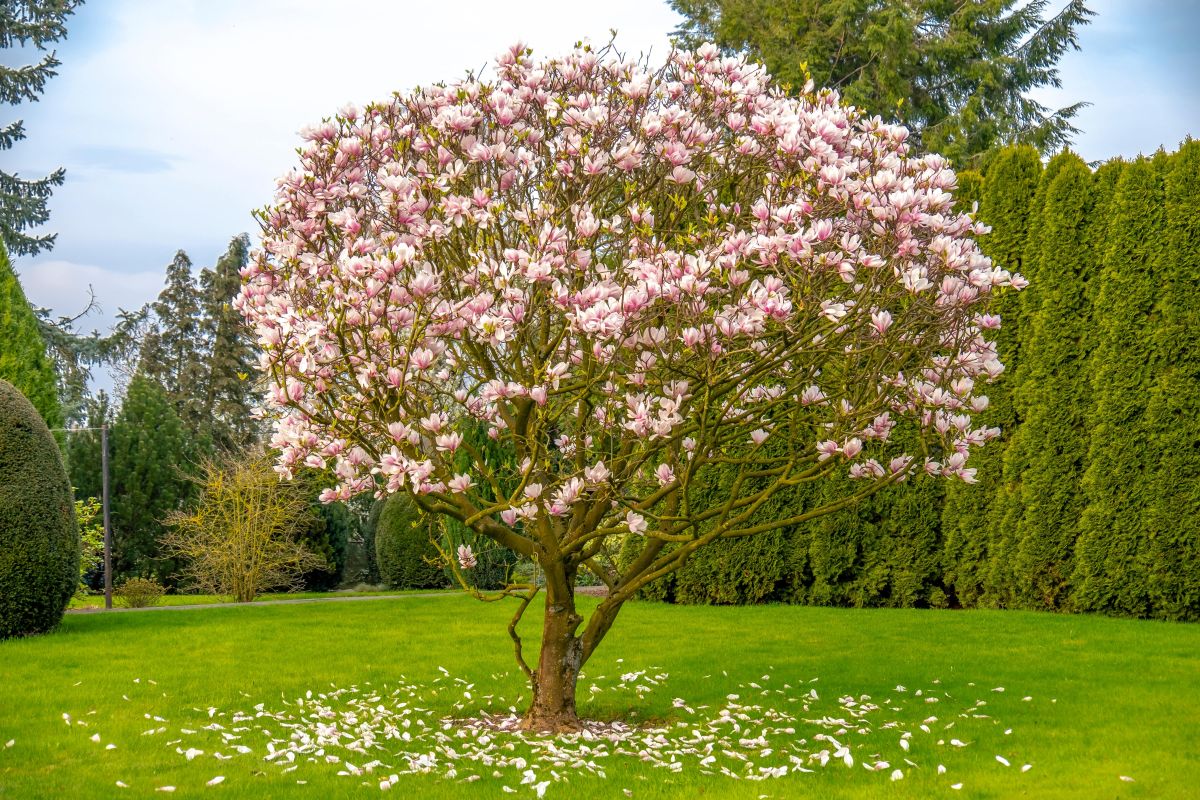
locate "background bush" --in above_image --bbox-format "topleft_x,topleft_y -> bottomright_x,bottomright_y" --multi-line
0,379 -> 79,638
114,577 -> 165,608
374,494 -> 447,590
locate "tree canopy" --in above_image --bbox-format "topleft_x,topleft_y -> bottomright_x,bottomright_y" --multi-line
241,43 -> 1020,730
670,0 -> 1094,167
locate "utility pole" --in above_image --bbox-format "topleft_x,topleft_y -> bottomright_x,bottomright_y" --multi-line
101,424 -> 112,610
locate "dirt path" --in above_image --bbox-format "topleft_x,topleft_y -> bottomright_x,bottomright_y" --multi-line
67,591 -> 459,614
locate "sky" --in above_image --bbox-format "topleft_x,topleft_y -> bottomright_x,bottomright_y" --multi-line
7,0 -> 1200,343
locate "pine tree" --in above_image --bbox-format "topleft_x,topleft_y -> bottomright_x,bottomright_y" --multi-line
670,0 -> 1093,167
1,0 -> 84,256
985,151 -> 1073,603
1003,153 -> 1095,609
940,145 -> 1040,607
0,243 -> 60,426
198,234 -> 259,451
138,251 -> 209,436
1073,156 -> 1168,616
1141,141 -> 1200,621
109,374 -> 196,585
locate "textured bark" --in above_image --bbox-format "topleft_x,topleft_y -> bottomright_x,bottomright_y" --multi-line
523,574 -> 585,732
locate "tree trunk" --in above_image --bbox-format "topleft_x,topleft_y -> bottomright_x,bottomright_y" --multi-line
523,571 -> 585,732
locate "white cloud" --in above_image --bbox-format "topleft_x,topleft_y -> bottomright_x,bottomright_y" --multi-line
15,0 -> 683,322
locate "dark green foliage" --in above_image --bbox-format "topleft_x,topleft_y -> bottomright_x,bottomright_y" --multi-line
374,493 -> 447,590
108,375 -> 197,586
0,245 -> 60,427
1140,142 -> 1200,621
941,145 -> 1041,607
1004,154 -> 1096,609
0,1 -> 83,256
138,251 -> 210,437
443,419 -> 520,590
361,498 -> 384,585
0,378 -> 78,638
670,0 -> 1093,167
298,500 -> 352,590
987,151 -> 1076,603
198,235 -> 260,452
674,531 -> 786,605
1073,157 -> 1168,616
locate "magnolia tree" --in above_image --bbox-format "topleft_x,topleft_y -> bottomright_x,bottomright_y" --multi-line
237,42 -> 1020,731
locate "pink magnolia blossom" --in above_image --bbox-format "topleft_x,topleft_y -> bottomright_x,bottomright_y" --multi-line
241,40 -> 1015,588
457,544 -> 477,569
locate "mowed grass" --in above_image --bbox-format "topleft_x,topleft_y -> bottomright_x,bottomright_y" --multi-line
68,589 -> 442,610
1,595 -> 1197,799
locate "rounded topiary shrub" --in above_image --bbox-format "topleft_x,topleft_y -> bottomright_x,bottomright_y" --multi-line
0,379 -> 79,638
374,494 -> 447,589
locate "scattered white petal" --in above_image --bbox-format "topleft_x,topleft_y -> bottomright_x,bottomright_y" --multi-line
950,783 -> 963,790
1120,776 -> 1135,782
996,755 -> 1010,767
115,781 -> 128,788
206,776 -> 225,786
1021,764 -> 1032,773
890,769 -> 903,781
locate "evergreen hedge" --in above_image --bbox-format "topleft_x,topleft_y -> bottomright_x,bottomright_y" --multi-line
941,145 -> 1041,607
374,493 -> 447,590
0,379 -> 79,638
1004,154 -> 1097,609
1141,142 -> 1200,620
1073,156 -> 1168,616
637,143 -> 1199,621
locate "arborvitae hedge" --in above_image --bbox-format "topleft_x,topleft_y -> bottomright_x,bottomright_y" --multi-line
941,145 -> 1041,607
1005,154 -> 1096,609
619,145 -> 1199,621
0,379 -> 79,638
1141,142 -> 1200,620
1073,156 -> 1168,616
375,493 -> 447,590
0,247 -> 61,429
984,151 -> 1073,605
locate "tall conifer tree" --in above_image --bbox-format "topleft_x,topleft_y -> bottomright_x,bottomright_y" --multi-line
1073,156 -> 1168,615
199,234 -> 259,451
138,251 -> 208,436
0,244 -> 60,426
108,374 -> 195,585
670,0 -> 1093,167
986,151 -> 1071,602
941,145 -> 1040,606
1,0 -> 83,255
1005,154 -> 1095,609
1141,141 -> 1200,621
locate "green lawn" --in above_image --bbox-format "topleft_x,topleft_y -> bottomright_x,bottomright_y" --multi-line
1,596 -> 1196,799
68,589 -> 440,610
